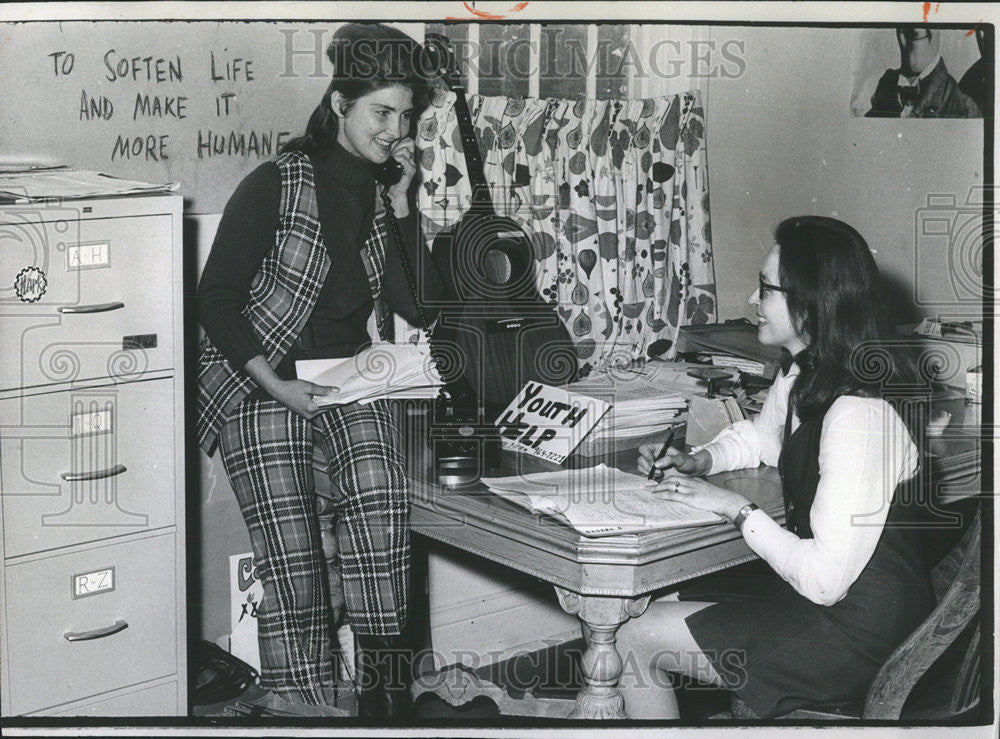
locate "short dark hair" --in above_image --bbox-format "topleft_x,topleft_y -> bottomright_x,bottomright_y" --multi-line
775,216 -> 921,420
281,23 -> 433,156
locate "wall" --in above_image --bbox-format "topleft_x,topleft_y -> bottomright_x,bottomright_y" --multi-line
1,21 -> 419,214
703,26 -> 985,323
6,22 -> 980,318
187,212 -> 249,643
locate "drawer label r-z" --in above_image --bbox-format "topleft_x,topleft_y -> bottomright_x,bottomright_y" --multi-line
72,566 -> 116,599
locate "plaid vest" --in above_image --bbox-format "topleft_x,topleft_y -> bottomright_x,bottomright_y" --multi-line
196,150 -> 392,454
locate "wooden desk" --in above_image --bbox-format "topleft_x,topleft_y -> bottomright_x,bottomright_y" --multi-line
403,420 -> 784,720
403,390 -> 982,720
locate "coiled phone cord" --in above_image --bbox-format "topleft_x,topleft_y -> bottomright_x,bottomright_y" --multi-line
379,188 -> 455,391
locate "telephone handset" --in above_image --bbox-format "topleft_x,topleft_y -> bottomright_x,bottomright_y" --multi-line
375,156 -> 405,187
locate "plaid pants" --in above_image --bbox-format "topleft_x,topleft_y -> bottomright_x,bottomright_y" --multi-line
218,396 -> 409,703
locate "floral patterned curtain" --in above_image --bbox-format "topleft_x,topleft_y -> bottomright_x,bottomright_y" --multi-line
414,89 -> 716,375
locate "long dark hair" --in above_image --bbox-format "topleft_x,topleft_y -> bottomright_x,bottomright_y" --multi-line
281,23 -> 432,156
776,216 -> 922,421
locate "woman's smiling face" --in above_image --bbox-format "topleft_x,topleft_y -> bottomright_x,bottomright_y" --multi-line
334,84 -> 414,163
749,244 -> 808,355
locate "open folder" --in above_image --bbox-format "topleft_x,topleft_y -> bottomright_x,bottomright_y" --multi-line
481,464 -> 722,537
295,342 -> 443,407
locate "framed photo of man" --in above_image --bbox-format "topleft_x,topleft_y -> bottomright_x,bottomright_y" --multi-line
850,26 -> 990,118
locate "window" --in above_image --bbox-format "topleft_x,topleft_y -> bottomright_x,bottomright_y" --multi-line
426,23 -> 651,99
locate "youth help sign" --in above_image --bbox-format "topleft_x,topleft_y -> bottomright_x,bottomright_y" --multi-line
495,382 -> 611,464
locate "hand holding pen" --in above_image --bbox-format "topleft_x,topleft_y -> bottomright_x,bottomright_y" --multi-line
645,430 -> 675,481
637,430 -> 712,480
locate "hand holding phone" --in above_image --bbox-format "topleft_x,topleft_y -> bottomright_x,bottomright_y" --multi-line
378,138 -> 415,187
379,138 -> 416,215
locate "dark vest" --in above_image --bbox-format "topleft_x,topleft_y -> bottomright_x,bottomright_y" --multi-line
777,399 -> 934,659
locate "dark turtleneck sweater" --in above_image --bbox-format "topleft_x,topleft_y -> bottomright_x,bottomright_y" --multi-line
198,140 -> 443,381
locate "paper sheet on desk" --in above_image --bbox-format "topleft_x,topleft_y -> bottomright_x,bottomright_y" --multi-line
482,463 -> 722,537
295,342 -> 442,406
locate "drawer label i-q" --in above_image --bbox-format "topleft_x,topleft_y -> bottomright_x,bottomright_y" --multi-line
71,407 -> 113,436
72,566 -> 116,598
67,241 -> 111,270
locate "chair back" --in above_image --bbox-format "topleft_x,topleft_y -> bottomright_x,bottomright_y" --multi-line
862,506 -> 981,719
729,506 -> 982,722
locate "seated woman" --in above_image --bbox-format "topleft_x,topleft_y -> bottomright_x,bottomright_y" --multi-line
621,216 -> 934,719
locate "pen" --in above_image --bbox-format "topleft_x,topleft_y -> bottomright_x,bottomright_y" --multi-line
647,428 -> 676,481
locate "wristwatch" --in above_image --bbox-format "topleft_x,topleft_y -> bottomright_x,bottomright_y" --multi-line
732,503 -> 759,531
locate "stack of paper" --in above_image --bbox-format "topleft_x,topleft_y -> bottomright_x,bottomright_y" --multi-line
295,342 -> 442,407
0,168 -> 178,202
588,396 -> 686,441
564,365 -> 689,443
0,162 -> 68,174
482,463 -> 722,537
705,353 -> 767,376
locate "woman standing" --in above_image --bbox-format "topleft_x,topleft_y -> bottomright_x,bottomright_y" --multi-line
621,216 -> 934,718
196,23 -> 441,718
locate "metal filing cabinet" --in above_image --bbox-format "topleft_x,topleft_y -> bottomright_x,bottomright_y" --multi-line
0,192 -> 186,716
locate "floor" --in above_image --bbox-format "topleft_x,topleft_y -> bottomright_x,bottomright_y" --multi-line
191,636 -> 732,723
190,542 -> 733,724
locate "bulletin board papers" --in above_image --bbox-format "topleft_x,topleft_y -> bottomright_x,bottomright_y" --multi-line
0,168 -> 178,202
481,463 -> 722,537
495,382 -> 611,464
296,342 -> 443,407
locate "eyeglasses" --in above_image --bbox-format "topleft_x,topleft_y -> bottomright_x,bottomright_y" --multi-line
899,28 -> 932,42
758,275 -> 788,296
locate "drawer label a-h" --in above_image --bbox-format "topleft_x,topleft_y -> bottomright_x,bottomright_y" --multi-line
67,241 -> 111,271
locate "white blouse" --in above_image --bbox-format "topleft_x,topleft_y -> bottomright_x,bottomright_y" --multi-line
696,365 -> 919,606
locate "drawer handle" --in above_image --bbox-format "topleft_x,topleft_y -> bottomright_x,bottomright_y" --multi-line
60,464 -> 127,482
64,619 -> 129,642
57,301 -> 125,314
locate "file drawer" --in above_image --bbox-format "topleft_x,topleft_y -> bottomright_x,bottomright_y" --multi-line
0,378 -> 176,557
0,213 -> 174,391
42,680 -> 179,717
3,532 -> 178,715
0,190 -> 185,719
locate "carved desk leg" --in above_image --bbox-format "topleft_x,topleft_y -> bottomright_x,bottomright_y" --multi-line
555,587 -> 651,720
